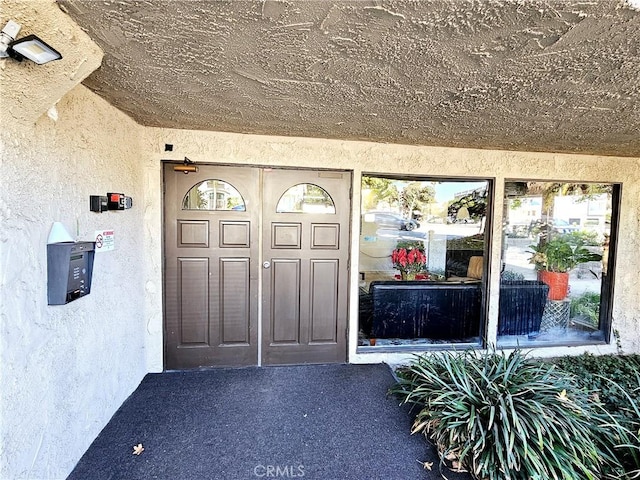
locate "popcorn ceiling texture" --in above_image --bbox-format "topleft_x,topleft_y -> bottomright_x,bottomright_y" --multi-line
59,0 -> 640,157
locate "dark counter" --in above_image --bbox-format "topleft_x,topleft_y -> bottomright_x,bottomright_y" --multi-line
368,281 -> 482,340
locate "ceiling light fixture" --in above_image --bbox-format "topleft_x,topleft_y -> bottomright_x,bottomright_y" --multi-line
0,20 -> 62,65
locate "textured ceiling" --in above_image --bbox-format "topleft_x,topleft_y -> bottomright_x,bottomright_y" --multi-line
58,0 -> 640,157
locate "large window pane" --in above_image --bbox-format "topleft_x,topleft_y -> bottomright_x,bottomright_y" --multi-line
499,181 -> 619,347
358,175 -> 491,349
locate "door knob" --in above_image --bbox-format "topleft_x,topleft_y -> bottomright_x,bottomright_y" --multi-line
263,261 -> 271,269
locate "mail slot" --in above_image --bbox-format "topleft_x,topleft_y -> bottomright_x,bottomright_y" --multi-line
47,241 -> 95,305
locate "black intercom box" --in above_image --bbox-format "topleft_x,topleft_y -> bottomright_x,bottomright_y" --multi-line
91,194 -> 131,212
107,192 -> 125,210
90,195 -> 108,212
47,241 -> 95,305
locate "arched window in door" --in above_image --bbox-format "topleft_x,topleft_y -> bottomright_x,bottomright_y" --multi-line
276,183 -> 336,214
182,179 -> 246,211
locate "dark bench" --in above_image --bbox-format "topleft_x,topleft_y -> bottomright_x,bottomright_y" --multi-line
366,281 -> 482,341
358,279 -> 550,342
497,280 -> 549,337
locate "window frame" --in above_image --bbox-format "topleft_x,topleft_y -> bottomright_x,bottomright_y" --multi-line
498,179 -> 622,348
356,173 -> 495,353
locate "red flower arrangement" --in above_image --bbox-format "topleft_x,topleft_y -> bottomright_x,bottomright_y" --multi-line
391,247 -> 426,278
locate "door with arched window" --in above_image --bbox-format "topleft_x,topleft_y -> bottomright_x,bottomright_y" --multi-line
163,164 -> 351,368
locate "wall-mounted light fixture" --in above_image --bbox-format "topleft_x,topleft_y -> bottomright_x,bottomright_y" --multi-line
0,20 -> 62,65
174,157 -> 198,174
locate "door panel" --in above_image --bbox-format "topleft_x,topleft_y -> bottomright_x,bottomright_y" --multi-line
177,220 -> 209,247
219,257 -> 251,344
164,164 -> 259,368
178,257 -> 209,345
309,259 -> 339,343
270,258 -> 301,344
164,164 -> 350,369
261,169 -> 351,365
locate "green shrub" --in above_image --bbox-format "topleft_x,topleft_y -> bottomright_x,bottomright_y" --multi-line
601,381 -> 640,478
569,292 -> 600,322
569,292 -> 601,327
563,230 -> 602,246
392,349 -> 623,480
553,354 -> 640,416
395,239 -> 425,253
553,354 -> 640,476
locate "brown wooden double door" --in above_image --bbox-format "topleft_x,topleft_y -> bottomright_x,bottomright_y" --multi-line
164,164 -> 351,369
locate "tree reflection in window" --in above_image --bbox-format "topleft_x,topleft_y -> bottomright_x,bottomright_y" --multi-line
182,179 -> 246,211
358,175 -> 491,349
276,183 -> 336,214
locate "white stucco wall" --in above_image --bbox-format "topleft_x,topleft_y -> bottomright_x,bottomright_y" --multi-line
145,129 -> 640,364
0,85 -> 149,479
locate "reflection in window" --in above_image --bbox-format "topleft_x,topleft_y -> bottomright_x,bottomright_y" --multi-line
276,183 -> 335,214
358,175 -> 490,349
182,179 -> 245,211
499,181 -> 618,348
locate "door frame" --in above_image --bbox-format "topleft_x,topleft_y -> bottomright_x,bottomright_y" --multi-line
161,161 -> 353,369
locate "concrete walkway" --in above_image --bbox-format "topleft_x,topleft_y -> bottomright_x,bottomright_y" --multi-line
67,364 -> 472,480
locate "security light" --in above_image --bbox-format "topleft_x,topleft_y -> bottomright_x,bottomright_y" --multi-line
9,34 -> 62,64
0,21 -> 62,65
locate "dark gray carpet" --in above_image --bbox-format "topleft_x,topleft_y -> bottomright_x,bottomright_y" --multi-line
68,364 -> 472,480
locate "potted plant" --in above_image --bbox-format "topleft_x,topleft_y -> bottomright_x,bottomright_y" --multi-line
529,235 -> 602,300
391,241 -> 426,280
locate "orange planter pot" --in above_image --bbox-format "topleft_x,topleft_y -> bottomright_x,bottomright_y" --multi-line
537,270 -> 569,300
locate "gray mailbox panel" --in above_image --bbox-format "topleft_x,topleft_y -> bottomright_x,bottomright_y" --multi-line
47,241 -> 95,305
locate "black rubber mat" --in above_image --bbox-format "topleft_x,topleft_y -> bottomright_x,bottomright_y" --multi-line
67,364 -> 471,480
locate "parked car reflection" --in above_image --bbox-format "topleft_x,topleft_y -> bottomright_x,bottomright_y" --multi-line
363,212 -> 419,231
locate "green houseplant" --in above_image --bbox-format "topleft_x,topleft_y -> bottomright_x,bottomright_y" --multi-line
529,235 -> 601,300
